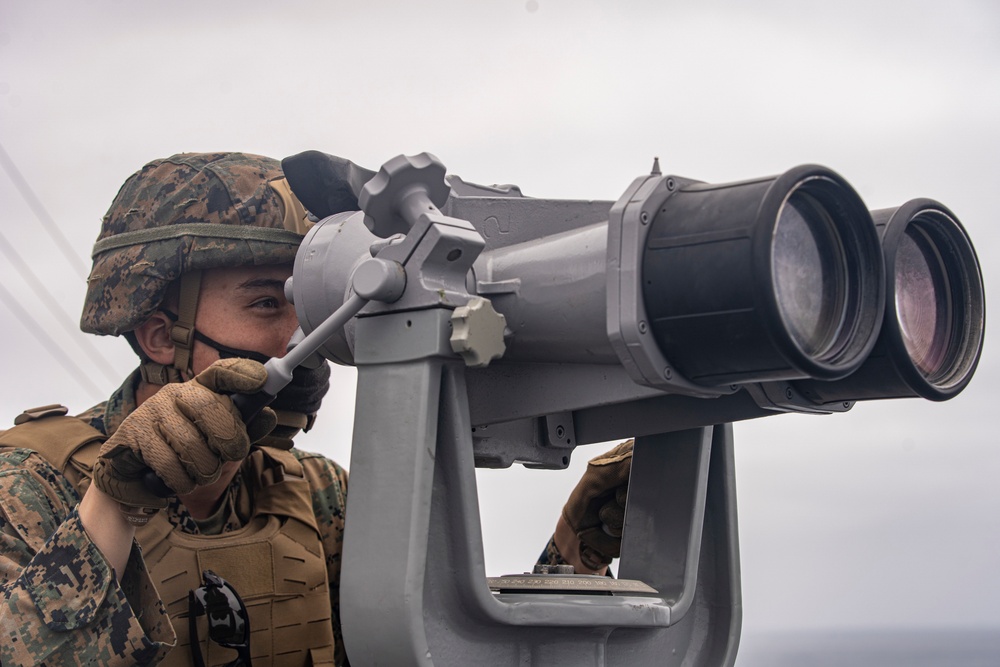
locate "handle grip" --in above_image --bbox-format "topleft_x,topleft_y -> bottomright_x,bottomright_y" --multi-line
143,470 -> 175,498
231,389 -> 277,425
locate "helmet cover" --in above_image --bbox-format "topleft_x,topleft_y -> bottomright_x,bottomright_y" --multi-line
81,152 -> 309,336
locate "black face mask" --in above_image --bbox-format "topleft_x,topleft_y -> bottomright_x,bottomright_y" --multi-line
161,308 -> 271,365
161,310 -> 331,415
193,329 -> 272,365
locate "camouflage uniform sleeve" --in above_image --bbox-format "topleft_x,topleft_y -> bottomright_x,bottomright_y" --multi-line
537,534 -> 571,568
294,449 -> 350,667
0,448 -> 174,665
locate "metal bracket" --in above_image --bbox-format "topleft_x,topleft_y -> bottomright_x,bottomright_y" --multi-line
745,381 -> 854,414
543,411 -> 576,449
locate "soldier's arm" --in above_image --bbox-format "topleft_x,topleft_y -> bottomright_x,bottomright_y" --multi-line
537,518 -> 611,576
78,483 -> 137,579
537,441 -> 634,576
0,448 -> 174,666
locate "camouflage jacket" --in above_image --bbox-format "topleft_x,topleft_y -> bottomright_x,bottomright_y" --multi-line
0,371 -> 349,666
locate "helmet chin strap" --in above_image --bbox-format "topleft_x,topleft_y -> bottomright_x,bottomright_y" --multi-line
139,270 -> 202,386
170,269 -> 203,378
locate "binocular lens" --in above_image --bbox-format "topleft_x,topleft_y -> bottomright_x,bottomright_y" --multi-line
885,204 -> 984,396
641,166 -> 883,384
894,225 -> 950,377
794,200 -> 984,404
772,190 -> 847,358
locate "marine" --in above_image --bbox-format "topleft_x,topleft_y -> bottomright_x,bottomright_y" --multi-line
0,151 -> 631,666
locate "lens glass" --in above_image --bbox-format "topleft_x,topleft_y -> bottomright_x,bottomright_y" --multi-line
895,224 -> 951,377
772,190 -> 847,357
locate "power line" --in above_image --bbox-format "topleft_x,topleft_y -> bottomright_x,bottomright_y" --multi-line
0,230 -> 121,385
0,280 -> 104,399
0,140 -> 90,281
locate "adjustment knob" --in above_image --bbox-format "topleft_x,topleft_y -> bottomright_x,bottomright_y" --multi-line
359,153 -> 451,238
450,297 -> 507,368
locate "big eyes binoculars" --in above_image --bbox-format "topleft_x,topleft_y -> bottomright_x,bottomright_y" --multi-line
280,151 -> 984,667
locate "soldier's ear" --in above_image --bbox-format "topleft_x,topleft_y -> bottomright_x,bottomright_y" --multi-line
133,312 -> 176,365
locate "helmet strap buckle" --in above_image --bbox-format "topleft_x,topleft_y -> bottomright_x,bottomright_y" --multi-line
139,361 -> 185,386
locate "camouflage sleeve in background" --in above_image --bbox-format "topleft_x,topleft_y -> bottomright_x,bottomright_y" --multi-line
0,447 -> 174,666
537,534 -> 571,569
294,448 -> 350,667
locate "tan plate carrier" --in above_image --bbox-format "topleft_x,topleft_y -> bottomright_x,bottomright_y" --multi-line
0,409 -> 337,667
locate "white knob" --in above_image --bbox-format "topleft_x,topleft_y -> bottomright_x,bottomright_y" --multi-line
450,297 -> 507,368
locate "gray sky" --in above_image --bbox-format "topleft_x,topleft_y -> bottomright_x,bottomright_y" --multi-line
1,0 -> 998,645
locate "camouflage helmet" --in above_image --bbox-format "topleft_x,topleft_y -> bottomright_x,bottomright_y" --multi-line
81,152 -> 311,337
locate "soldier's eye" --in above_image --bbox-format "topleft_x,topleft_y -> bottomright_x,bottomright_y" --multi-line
251,297 -> 280,310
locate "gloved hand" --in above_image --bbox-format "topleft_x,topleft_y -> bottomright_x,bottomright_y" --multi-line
256,360 -> 331,450
92,358 -> 277,510
561,439 -> 633,571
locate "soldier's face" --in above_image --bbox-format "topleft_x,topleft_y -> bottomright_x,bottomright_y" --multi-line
189,264 -> 299,375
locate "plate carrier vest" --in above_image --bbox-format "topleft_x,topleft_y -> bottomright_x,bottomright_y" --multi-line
0,409 -> 338,667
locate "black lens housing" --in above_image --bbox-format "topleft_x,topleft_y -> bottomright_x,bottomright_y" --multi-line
641,165 -> 885,386
795,199 -> 985,402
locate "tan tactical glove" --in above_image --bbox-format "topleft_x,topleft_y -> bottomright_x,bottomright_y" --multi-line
92,358 -> 277,511
561,439 -> 633,571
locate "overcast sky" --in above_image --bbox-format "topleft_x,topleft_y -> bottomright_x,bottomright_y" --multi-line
1,0 -> 998,653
